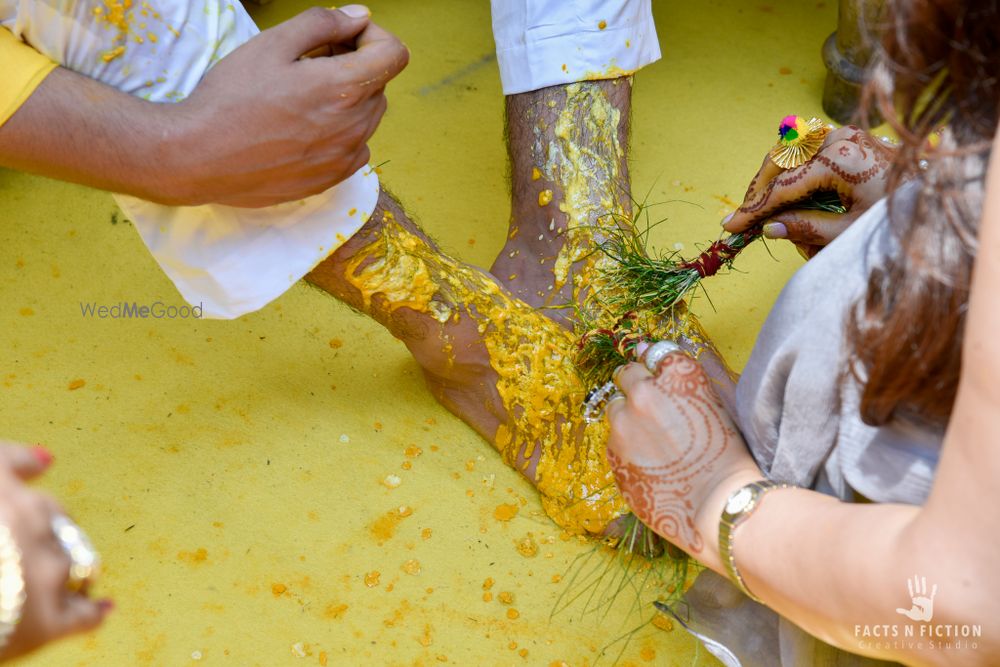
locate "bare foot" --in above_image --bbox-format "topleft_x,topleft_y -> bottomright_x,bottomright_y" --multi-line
306,192 -> 630,536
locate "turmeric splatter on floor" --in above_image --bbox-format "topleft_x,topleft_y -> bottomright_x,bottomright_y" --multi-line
515,535 -> 538,558
494,503 -> 519,521
369,506 -> 413,544
323,603 -> 349,620
652,615 -> 674,632
68,378 -> 86,390
177,548 -> 208,564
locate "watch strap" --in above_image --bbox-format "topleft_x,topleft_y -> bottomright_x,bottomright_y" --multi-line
718,479 -> 793,603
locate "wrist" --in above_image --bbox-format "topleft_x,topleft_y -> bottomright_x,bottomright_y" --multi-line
140,101 -> 207,206
693,466 -> 763,573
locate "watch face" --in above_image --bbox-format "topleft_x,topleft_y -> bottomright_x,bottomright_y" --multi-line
726,487 -> 754,515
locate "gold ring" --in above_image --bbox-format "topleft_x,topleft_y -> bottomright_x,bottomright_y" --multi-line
51,516 -> 100,593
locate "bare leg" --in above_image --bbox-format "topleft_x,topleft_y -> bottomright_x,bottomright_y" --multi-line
492,78 -> 740,421
490,79 -> 633,328
306,193 -> 629,536
305,79 -> 733,539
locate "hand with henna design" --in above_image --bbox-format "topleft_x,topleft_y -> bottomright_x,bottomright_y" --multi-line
605,351 -> 762,573
723,126 -> 895,259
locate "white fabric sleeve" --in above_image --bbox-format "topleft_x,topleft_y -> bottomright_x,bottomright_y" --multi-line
2,0 -> 380,319
491,0 -> 661,95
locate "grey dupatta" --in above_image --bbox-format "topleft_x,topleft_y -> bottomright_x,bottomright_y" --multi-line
670,185 -> 942,666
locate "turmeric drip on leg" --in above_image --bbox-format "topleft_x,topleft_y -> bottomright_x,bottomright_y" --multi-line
494,80 -> 634,326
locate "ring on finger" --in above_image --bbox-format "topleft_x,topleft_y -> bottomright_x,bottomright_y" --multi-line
583,380 -> 618,424
641,341 -> 683,374
605,391 -> 627,413
51,515 -> 100,593
611,364 -> 628,387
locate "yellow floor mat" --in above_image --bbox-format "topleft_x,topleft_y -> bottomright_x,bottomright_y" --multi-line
4,1 -> 838,664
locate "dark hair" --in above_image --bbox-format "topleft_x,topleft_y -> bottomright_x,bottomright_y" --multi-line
850,0 -> 998,425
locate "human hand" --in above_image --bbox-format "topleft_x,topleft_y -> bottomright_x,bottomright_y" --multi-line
163,6 -> 409,207
605,349 -> 761,572
0,443 -> 111,661
723,126 -> 894,258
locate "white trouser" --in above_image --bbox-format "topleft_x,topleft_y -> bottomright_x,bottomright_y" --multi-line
491,0 -> 660,95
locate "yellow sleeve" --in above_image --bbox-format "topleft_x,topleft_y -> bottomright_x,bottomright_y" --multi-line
0,28 -> 57,128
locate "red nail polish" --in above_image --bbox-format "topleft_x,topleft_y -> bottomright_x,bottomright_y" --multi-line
98,599 -> 115,613
31,445 -> 54,468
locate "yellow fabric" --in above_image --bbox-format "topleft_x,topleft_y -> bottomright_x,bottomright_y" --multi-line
0,28 -> 56,128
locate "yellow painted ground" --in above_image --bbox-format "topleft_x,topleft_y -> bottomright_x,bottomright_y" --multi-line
3,1 -> 837,665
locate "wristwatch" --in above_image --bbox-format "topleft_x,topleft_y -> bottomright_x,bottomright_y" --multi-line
718,479 -> 793,603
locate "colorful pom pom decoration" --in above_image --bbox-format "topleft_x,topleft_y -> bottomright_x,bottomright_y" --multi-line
768,115 -> 831,169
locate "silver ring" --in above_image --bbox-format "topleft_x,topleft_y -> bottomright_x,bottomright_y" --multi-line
51,515 -> 100,593
605,391 -> 626,411
582,380 -> 618,424
642,341 -> 683,374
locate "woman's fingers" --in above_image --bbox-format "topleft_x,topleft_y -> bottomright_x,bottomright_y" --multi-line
723,155 -> 785,233
58,594 -> 109,636
762,209 -> 856,245
612,362 -> 652,394
0,442 -> 53,481
724,158 -> 839,233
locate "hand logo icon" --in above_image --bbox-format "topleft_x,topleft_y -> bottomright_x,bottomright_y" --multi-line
895,576 -> 937,622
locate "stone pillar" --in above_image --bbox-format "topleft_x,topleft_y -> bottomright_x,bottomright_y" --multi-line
822,0 -> 885,125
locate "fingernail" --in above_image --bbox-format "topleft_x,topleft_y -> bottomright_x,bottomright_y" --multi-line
634,342 -> 650,358
721,212 -> 734,227
98,599 -> 115,614
762,222 -> 787,239
32,445 -> 54,468
337,4 -> 370,18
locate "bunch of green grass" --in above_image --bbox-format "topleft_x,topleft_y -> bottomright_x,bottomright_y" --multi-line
552,514 -> 698,663
576,190 -> 846,385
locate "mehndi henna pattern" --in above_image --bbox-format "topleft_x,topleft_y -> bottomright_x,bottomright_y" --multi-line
738,129 -> 891,217
607,355 -> 736,553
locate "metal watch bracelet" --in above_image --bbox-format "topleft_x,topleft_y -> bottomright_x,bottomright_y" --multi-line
718,479 -> 794,603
